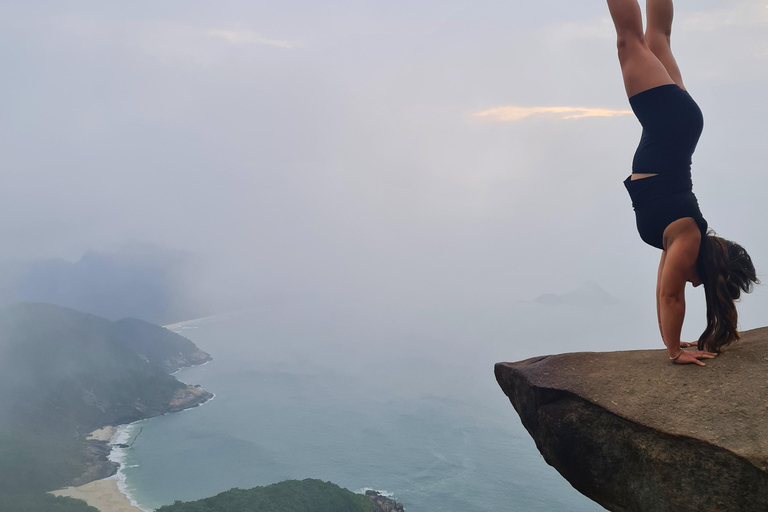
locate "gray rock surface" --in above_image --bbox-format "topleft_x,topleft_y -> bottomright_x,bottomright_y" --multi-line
495,326 -> 768,512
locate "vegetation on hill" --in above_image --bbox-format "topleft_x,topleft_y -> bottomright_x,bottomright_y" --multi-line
156,479 -> 376,512
0,493 -> 99,512
112,317 -> 211,373
0,303 -> 212,502
0,303 -> 211,436
0,430 -> 89,496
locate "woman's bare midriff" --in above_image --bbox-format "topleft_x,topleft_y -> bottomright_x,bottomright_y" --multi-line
631,173 -> 658,180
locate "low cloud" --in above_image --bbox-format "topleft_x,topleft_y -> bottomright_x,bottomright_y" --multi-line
540,17 -> 614,42
680,1 -> 768,31
470,106 -> 632,122
207,29 -> 303,49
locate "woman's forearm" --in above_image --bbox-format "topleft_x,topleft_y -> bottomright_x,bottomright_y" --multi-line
656,290 -> 665,344
659,294 -> 685,356
656,252 -> 667,345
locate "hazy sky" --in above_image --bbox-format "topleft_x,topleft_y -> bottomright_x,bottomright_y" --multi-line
2,0 -> 767,332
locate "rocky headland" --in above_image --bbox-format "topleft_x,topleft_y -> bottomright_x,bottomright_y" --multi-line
365,490 -> 405,512
495,326 -> 768,512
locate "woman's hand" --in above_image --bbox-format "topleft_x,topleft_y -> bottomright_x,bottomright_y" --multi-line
674,350 -> 717,366
679,341 -> 697,348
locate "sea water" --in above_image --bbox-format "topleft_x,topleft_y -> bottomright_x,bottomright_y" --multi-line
115,297 -> 660,511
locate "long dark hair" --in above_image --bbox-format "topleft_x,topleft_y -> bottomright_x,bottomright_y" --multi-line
696,231 -> 759,352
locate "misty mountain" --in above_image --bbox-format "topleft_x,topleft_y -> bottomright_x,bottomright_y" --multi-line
0,244 -> 203,325
534,281 -> 619,306
0,303 -> 212,495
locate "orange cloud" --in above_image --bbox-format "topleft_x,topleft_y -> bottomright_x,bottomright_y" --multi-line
470,106 -> 633,122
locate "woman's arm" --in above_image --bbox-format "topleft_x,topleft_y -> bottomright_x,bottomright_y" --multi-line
657,251 -> 696,348
658,249 -> 686,357
656,251 -> 666,345
658,240 -> 716,365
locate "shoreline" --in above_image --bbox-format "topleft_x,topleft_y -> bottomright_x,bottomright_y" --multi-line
162,313 -> 221,330
51,426 -> 145,512
52,476 -> 144,512
52,391 -> 216,512
110,422 -> 150,511
162,306 -> 263,331
86,425 -> 118,443
50,362 -> 216,512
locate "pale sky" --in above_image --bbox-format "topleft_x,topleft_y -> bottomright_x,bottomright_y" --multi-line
2,0 -> 767,335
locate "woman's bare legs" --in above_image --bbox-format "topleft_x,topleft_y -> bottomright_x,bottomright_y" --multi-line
607,0 -> 675,98
646,0 -> 686,90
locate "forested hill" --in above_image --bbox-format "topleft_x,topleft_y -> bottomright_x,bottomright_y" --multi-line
0,303 -> 212,499
0,303 -> 212,435
156,479 -> 377,512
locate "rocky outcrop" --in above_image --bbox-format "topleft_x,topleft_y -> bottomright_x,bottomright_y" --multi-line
71,439 -> 119,486
365,490 -> 405,512
495,326 -> 768,512
168,385 -> 214,412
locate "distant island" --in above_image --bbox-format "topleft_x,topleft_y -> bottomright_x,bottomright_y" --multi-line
533,281 -> 619,306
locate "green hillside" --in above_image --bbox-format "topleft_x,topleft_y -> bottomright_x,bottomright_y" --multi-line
156,479 -> 376,512
0,303 -> 213,500
0,493 -> 99,512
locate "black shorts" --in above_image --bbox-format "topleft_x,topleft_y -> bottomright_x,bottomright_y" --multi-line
624,84 -> 708,250
630,84 -> 703,174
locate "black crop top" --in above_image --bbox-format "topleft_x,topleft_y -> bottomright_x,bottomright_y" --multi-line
624,172 -> 707,250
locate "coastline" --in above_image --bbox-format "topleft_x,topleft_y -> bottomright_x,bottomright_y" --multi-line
51,388 -> 216,512
49,353 -> 216,512
162,306 -> 263,331
51,426 -> 145,512
162,313 -> 220,330
52,477 -> 143,512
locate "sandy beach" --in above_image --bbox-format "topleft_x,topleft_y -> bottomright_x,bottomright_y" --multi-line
50,426 -> 143,512
163,312 -> 223,330
87,425 -> 117,442
51,478 -> 143,512
163,307 -> 261,330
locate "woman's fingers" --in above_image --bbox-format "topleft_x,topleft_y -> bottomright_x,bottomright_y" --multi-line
692,350 -> 717,358
674,352 -> 699,365
674,351 -> 717,365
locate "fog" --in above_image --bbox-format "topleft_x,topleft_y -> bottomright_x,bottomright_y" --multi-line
2,0 -> 767,345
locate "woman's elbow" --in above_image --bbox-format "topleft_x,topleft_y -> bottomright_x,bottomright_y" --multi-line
659,291 -> 685,307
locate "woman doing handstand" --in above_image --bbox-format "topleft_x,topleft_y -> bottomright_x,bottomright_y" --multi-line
607,0 -> 758,365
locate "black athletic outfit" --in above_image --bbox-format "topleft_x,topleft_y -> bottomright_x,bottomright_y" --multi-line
623,84 -> 708,250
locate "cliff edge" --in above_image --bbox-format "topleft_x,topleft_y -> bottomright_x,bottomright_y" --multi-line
495,326 -> 768,512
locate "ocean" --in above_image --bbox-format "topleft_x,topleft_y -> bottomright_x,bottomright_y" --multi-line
111,296 -> 660,511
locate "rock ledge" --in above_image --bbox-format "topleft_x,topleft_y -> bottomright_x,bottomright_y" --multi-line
495,327 -> 768,512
